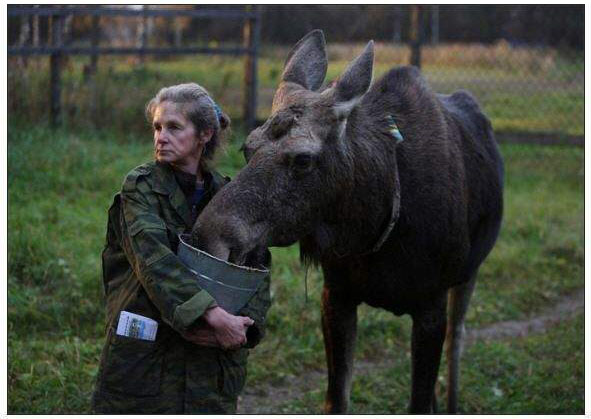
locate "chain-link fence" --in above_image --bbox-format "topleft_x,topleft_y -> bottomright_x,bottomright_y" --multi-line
420,43 -> 582,140
412,6 -> 583,142
8,5 -> 583,142
257,5 -> 584,142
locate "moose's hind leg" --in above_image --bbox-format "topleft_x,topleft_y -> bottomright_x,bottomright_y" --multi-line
445,212 -> 501,413
321,284 -> 359,414
445,273 -> 477,413
409,296 -> 447,413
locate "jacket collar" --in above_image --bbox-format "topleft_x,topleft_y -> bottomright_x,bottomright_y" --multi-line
152,161 -> 177,195
151,161 -> 191,226
151,161 -> 228,228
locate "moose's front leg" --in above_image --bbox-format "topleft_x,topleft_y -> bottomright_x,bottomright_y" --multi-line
409,297 -> 447,413
321,284 -> 359,414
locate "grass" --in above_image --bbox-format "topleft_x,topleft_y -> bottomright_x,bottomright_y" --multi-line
468,144 -> 584,326
269,313 -> 584,414
7,119 -> 583,413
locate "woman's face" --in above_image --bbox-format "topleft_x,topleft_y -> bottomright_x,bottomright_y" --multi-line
152,101 -> 209,173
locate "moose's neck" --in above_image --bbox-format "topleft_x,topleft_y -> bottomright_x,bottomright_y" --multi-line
301,66 -> 451,264
301,106 -> 401,263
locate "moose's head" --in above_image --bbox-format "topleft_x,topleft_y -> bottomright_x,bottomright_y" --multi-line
194,30 -> 399,264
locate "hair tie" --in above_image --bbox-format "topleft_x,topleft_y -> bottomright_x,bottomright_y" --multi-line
212,103 -> 223,122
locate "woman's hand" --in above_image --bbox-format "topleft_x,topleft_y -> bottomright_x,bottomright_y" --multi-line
182,323 -> 220,347
201,306 -> 254,350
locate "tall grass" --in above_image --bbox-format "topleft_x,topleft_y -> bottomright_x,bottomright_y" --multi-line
8,42 -> 584,136
7,121 -> 583,413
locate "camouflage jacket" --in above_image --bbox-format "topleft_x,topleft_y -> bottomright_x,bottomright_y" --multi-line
92,161 -> 271,413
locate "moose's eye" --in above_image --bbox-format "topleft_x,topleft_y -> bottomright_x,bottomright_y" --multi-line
291,153 -> 314,171
271,113 -> 296,139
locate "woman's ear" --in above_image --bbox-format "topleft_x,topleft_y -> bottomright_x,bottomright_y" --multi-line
199,128 -> 214,144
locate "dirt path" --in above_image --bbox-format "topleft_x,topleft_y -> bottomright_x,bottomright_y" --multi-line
466,288 -> 584,342
238,289 -> 584,414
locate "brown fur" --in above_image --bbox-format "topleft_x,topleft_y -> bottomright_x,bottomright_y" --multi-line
194,30 -> 503,413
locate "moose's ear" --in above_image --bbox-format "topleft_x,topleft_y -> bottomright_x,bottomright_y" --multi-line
281,29 -> 328,91
333,40 -> 374,106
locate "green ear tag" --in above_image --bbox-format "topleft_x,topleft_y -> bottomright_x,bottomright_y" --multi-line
387,115 -> 404,143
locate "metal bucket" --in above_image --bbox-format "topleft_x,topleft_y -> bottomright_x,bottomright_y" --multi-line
177,234 -> 269,314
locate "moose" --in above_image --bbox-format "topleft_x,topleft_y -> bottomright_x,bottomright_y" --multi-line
194,30 -> 504,413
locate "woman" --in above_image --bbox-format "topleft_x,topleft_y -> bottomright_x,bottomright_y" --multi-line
91,83 -> 271,414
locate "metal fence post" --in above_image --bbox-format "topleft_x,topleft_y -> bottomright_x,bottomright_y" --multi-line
431,5 -> 439,45
409,5 -> 422,68
89,14 -> 99,74
243,5 -> 260,130
50,12 -> 63,128
139,5 -> 148,65
392,6 -> 402,44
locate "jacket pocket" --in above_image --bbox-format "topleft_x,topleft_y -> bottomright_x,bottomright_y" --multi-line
100,329 -> 164,397
218,348 -> 249,398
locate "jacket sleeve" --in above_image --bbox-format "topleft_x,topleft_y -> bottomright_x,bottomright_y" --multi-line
119,176 -> 216,333
238,250 -> 272,348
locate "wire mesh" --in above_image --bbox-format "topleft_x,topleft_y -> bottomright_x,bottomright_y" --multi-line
421,41 -> 583,138
7,5 -> 584,140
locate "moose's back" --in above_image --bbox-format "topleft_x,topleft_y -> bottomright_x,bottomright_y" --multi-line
353,66 -> 504,301
439,88 -> 504,282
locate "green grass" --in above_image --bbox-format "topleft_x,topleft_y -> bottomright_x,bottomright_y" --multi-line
268,313 -> 584,414
8,337 -> 103,414
469,144 -> 584,326
7,123 -> 583,413
485,91 -> 584,136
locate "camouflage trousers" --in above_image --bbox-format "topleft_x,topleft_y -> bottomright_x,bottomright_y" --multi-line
91,326 -> 248,414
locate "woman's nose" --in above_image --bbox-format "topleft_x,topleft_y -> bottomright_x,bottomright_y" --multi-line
155,130 -> 168,144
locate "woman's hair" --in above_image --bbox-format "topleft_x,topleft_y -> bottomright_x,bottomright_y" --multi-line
145,83 -> 231,168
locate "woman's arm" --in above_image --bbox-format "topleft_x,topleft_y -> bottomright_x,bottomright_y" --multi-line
119,175 -> 253,347
187,249 -> 272,349
182,264 -> 271,349
120,185 -> 213,332
237,271 -> 271,348
184,307 -> 254,349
